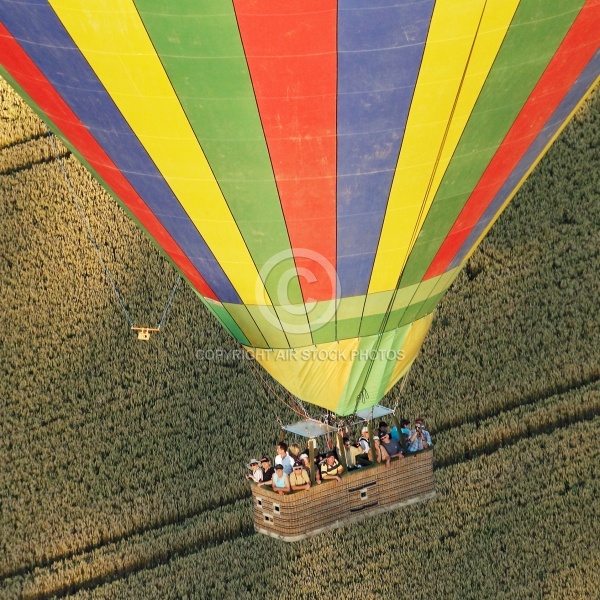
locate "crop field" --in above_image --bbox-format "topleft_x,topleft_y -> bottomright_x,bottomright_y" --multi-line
1,77 -> 599,599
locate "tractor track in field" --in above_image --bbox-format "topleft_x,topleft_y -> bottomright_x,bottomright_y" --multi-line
0,150 -> 69,176
3,388 -> 599,598
434,405 -> 599,470
433,372 -> 599,436
0,493 -> 252,584
0,132 -> 52,152
18,524 -> 257,600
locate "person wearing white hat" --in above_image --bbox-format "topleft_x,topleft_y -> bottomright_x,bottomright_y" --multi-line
245,458 -> 263,483
373,435 -> 389,465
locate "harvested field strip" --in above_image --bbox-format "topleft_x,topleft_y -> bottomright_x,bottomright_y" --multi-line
434,373 -> 600,436
11,418 -> 595,600
3,392 -> 598,599
3,500 -> 255,600
0,131 -> 51,151
0,136 -> 67,175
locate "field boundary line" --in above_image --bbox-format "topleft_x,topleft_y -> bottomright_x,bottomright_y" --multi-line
434,372 -> 599,435
0,131 -> 52,152
0,151 -> 70,176
0,492 -> 251,583
435,410 -> 599,471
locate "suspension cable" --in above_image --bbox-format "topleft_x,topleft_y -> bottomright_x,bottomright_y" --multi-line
156,273 -> 181,329
349,9 -> 487,414
49,129 -> 181,336
247,355 -> 307,418
392,365 -> 412,414
49,131 -> 133,328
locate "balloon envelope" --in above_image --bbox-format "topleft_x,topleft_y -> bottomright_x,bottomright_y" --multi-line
2,1 -> 598,415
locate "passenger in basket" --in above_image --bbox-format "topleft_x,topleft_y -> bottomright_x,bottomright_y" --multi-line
300,452 -> 321,484
358,427 -> 370,453
257,456 -> 274,487
408,417 -> 432,452
379,431 -> 403,468
341,436 -> 362,470
303,446 -> 323,476
357,427 -> 373,466
245,458 -> 263,483
396,418 -> 412,452
373,436 -> 389,464
271,464 -> 291,495
289,443 -> 302,464
289,461 -> 311,491
377,421 -> 390,440
275,442 -> 295,475
320,450 -> 344,483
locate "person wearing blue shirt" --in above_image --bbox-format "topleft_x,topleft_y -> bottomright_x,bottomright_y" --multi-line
392,418 -> 411,452
407,418 -> 432,452
271,464 -> 291,495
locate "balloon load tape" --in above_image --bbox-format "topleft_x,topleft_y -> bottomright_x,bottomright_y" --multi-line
5,2 -> 597,413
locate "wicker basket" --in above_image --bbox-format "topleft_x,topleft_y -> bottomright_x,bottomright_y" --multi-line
251,449 -> 435,541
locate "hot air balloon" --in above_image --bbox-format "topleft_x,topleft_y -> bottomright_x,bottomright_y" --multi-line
2,1 -> 599,538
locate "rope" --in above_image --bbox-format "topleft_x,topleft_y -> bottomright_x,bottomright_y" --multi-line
349,7 -> 488,415
49,131 -> 133,328
398,365 -> 412,395
49,129 -> 181,333
247,355 -> 307,418
291,394 -> 310,420
156,274 -> 181,329
390,366 -> 412,414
